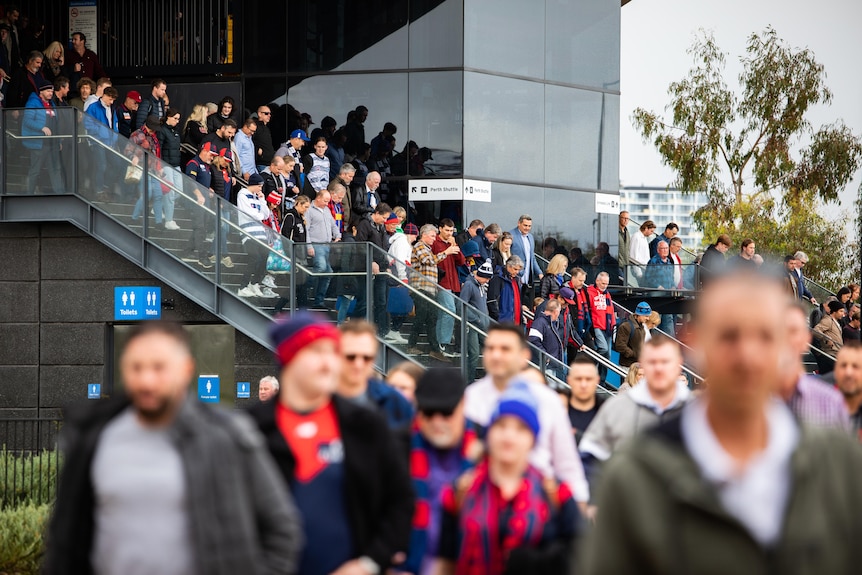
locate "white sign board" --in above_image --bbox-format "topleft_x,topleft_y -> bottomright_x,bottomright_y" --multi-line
409,179 -> 492,203
594,193 -> 621,215
462,179 -> 492,203
69,1 -> 98,55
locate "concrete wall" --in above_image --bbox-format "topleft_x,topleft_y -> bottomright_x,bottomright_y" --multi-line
0,222 -> 275,418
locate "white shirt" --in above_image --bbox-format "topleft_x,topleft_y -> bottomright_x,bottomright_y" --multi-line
681,397 -> 799,547
520,232 -> 533,284
629,231 -> 650,265
465,375 -> 589,502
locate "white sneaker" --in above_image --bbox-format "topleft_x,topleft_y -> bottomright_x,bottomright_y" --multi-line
261,275 -> 277,289
250,283 -> 265,297
237,285 -> 257,297
384,331 -> 408,344
259,286 -> 279,298
164,221 -> 181,230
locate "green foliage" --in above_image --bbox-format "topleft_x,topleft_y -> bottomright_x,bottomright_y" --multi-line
633,27 -> 862,287
0,503 -> 50,575
0,449 -> 61,509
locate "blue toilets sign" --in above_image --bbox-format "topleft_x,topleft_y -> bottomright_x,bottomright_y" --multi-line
237,382 -> 250,399
198,375 -> 220,403
114,287 -> 161,321
87,383 -> 101,399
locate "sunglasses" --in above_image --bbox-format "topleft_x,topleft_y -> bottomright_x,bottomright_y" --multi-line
345,353 -> 375,363
421,407 -> 455,418
260,111 -> 271,115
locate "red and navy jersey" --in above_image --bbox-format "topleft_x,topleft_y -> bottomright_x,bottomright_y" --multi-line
276,401 -> 354,575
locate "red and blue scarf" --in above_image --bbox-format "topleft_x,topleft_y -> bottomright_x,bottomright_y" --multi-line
403,425 -> 479,574
442,461 -> 557,575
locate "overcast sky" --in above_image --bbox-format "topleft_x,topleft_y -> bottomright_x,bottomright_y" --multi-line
620,0 -> 862,217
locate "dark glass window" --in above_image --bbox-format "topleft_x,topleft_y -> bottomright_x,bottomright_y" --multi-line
288,0 -> 408,72
463,72 -> 544,184
545,0 -> 621,89
408,72 -> 463,176
243,4 -> 287,73
463,0 -> 544,79
287,72 -> 409,143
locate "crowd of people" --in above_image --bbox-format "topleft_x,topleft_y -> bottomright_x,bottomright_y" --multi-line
44,265 -> 862,574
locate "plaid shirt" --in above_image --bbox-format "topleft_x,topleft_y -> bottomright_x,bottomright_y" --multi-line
788,375 -> 851,431
411,240 -> 447,294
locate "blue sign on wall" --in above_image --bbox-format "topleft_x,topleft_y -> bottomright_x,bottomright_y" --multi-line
198,375 -> 220,403
237,382 -> 250,399
114,287 -> 162,321
87,383 -> 101,399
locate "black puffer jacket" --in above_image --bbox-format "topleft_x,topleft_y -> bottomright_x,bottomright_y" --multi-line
158,122 -> 182,168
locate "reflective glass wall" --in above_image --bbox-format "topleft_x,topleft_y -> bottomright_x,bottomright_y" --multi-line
244,0 -> 620,252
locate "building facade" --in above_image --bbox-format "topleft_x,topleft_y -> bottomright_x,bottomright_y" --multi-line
621,186 -> 707,251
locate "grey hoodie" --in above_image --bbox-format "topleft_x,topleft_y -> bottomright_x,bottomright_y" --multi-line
580,379 -> 691,462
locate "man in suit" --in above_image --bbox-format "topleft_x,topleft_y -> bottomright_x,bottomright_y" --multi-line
351,170 -> 382,226
509,214 -> 543,306
793,251 -> 817,305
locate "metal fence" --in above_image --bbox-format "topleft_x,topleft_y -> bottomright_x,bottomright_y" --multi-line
0,419 -> 63,509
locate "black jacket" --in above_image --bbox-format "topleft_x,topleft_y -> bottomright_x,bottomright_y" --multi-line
281,207 -> 306,242
135,95 -> 165,130
158,122 -> 182,168
248,396 -> 415,571
350,186 -> 382,225
43,398 -> 302,575
355,217 -> 389,268
254,121 -> 275,166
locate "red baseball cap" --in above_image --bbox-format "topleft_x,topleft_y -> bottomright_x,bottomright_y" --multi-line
127,90 -> 142,103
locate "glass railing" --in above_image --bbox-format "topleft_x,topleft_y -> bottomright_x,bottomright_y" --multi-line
1,105 -> 620,390
621,263 -> 699,292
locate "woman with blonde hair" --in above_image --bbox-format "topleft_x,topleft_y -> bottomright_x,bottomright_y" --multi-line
539,253 -> 569,299
181,104 -> 209,164
42,41 -> 67,82
618,362 -> 643,393
492,231 -> 514,270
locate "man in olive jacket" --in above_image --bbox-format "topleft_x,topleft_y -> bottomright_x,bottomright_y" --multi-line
580,270 -> 862,575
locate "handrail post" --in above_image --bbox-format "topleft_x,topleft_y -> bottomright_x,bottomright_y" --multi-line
214,195 -> 222,285
142,153 -> 149,240
1,109 -> 6,197
460,299 -> 468,381
71,108 -> 78,196
288,240 -> 297,314
365,244 -> 373,323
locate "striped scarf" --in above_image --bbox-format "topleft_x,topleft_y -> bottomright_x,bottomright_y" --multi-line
404,425 -> 479,574
445,461 -> 552,575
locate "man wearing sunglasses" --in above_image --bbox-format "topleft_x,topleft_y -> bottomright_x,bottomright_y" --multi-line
254,105 -> 275,173
338,320 -> 415,431
399,368 -> 481,575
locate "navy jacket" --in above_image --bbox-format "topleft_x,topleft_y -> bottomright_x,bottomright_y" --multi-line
366,378 -> 415,430
528,312 -> 565,364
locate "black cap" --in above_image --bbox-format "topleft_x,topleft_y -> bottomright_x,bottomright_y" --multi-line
415,368 -> 467,412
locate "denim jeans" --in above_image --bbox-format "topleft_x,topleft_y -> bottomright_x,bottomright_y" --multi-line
131,177 -> 164,224
436,289 -> 456,347
659,314 -> 675,337
593,329 -> 611,382
310,246 -> 332,306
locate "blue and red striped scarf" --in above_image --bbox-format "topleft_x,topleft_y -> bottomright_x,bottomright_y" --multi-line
404,425 -> 480,574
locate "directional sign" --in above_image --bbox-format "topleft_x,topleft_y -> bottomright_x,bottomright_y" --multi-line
408,179 -> 493,203
594,193 -> 621,215
114,286 -> 162,321
197,375 -> 220,403
237,382 -> 250,399
87,383 -> 101,399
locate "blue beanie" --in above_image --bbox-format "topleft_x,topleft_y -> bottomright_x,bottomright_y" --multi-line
269,311 -> 339,366
489,381 -> 540,438
461,240 -> 481,258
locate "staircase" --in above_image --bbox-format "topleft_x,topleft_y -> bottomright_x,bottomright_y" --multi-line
2,107 -> 623,393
